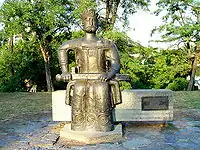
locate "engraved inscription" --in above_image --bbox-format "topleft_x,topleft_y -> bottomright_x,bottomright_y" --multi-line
142,96 -> 169,111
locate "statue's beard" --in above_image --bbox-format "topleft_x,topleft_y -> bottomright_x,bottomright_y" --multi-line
84,26 -> 96,33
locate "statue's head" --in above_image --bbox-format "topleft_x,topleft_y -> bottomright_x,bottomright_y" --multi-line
81,8 -> 97,33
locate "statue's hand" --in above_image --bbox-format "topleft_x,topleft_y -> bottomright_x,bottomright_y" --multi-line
100,73 -> 112,82
62,73 -> 72,81
56,73 -> 71,82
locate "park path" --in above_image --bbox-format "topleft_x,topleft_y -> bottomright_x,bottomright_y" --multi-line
0,109 -> 200,150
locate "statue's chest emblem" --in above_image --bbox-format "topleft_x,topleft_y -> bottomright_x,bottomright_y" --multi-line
88,50 -> 97,56
80,47 -> 105,57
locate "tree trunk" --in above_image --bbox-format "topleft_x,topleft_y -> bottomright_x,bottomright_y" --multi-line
110,0 -> 120,30
187,55 -> 197,91
186,42 -> 191,56
8,36 -> 14,76
40,44 -> 54,92
44,60 -> 54,92
105,0 -> 111,23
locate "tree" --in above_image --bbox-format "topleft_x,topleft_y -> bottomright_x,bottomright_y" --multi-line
0,39 -> 46,92
152,0 -> 200,90
103,30 -> 157,89
72,0 -> 150,31
0,0 -> 74,91
151,49 -> 190,90
103,30 -> 191,90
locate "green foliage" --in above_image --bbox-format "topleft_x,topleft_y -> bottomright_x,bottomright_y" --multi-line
71,30 -> 85,39
72,0 -> 97,19
119,81 -> 132,91
151,50 -> 190,89
166,78 -> 188,91
152,0 -> 200,48
103,30 -> 191,90
152,0 -> 200,91
0,39 -> 45,92
103,31 -> 151,89
0,0 -> 74,40
0,0 -> 74,91
103,31 -> 138,89
0,0 -> 193,92
0,73 -> 25,92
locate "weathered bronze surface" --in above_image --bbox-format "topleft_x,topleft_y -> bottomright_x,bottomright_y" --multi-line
57,9 -> 125,132
142,96 -> 169,111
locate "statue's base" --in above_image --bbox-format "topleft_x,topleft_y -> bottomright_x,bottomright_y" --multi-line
59,124 -> 122,145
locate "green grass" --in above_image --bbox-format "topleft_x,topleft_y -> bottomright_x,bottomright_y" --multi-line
0,92 -> 52,121
0,91 -> 199,122
173,91 -> 200,109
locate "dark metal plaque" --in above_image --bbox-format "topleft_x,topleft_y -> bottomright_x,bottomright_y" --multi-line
142,96 -> 169,111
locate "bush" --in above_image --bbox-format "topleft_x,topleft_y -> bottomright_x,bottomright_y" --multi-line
166,78 -> 188,91
119,81 -> 132,91
0,73 -> 26,92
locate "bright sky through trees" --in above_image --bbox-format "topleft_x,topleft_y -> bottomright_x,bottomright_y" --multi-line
126,0 -> 172,49
0,0 -> 3,7
0,0 -> 168,49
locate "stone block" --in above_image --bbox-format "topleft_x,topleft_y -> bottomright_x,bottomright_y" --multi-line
59,123 -> 122,145
52,90 -> 71,121
52,89 -> 173,122
113,109 -> 173,121
113,89 -> 173,121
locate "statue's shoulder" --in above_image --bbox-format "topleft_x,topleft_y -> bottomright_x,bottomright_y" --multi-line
99,38 -> 114,46
99,38 -> 116,48
59,38 -> 83,49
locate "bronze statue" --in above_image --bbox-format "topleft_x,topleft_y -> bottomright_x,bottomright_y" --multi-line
56,9 -> 124,132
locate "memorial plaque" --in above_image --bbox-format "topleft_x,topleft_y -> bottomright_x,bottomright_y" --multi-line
142,96 -> 169,110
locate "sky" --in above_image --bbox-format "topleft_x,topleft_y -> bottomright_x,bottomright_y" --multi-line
125,0 -> 171,49
0,0 -> 169,49
0,0 -> 3,7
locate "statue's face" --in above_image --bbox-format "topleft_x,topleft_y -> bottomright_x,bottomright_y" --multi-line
83,16 -> 97,33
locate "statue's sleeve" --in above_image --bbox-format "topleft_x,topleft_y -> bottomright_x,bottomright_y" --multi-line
57,42 -> 70,74
107,42 -> 120,77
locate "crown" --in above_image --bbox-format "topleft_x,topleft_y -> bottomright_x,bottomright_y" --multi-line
80,8 -> 96,20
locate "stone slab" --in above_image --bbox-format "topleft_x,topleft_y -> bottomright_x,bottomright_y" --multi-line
114,89 -> 173,121
116,89 -> 173,110
113,109 -> 173,121
52,90 -> 71,121
59,124 -> 122,145
52,89 -> 173,122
